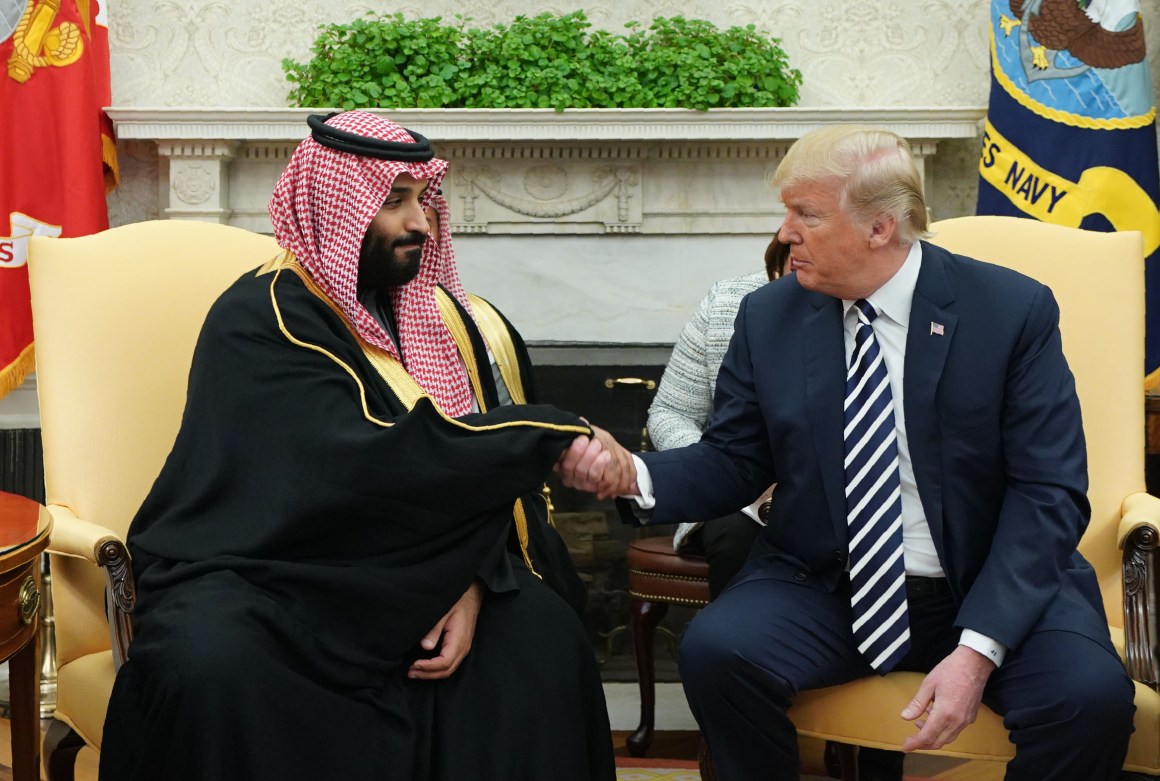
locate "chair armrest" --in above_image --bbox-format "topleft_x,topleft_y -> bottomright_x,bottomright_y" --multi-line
46,505 -> 135,669
1119,492 -> 1160,548
1119,492 -> 1160,689
47,505 -> 122,563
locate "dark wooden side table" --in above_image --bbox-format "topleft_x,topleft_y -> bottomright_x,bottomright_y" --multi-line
0,492 -> 53,781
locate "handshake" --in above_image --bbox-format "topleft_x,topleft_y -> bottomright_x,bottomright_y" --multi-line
554,423 -> 640,501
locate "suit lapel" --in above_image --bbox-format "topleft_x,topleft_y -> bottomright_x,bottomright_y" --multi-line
803,291 -> 851,548
904,243 -> 957,560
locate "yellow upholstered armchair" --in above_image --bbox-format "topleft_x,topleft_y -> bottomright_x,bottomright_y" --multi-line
787,216 -> 1160,778
28,220 -> 279,780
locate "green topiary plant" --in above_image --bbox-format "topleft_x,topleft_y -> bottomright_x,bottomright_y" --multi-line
282,11 -> 801,111
625,17 -> 802,109
455,11 -> 642,110
283,14 -> 467,109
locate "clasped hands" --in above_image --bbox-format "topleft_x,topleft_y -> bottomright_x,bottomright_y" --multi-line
554,423 -> 639,500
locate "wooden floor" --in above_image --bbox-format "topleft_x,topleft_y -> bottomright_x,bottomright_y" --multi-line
0,721 -> 1000,780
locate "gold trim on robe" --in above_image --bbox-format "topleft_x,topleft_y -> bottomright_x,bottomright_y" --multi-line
466,293 -> 527,406
266,251 -> 586,577
434,289 -> 488,412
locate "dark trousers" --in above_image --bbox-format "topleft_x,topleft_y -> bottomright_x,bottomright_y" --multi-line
684,511 -> 762,599
687,516 -> 902,779
678,575 -> 1135,781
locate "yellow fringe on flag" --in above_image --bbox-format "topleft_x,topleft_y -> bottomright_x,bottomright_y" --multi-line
0,343 -> 35,400
102,132 -> 120,193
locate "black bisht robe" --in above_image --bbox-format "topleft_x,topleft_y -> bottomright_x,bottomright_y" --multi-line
99,259 -> 616,781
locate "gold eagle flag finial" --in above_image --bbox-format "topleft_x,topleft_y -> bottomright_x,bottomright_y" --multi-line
7,0 -> 85,84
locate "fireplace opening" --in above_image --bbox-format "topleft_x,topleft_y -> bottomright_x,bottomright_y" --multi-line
531,354 -> 693,684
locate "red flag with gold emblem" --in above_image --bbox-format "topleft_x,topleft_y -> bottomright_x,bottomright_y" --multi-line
0,0 -> 117,397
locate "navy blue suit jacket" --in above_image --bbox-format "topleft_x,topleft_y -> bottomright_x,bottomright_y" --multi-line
637,241 -> 1112,655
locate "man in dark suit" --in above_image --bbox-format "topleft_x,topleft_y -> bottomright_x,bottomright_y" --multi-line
557,125 -> 1135,780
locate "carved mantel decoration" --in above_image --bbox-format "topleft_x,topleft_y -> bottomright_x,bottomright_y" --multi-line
106,107 -> 985,346
108,107 -> 985,235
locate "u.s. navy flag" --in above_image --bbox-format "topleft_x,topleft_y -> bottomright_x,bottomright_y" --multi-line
978,0 -> 1160,386
0,0 -> 117,398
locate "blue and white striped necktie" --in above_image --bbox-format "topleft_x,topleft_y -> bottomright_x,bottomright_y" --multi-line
844,299 -> 910,672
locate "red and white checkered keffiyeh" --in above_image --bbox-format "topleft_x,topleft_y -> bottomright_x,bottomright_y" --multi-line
268,111 -> 476,417
419,190 -> 476,327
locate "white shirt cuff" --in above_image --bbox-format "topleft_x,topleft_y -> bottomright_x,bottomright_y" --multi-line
959,629 -> 1006,668
624,454 -> 656,513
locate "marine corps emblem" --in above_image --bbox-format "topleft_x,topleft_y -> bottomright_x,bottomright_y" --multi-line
4,0 -> 89,83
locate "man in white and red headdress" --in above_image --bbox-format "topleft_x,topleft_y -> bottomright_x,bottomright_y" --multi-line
98,111 -> 618,781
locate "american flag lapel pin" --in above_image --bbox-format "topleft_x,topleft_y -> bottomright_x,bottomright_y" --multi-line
930,322 -> 945,336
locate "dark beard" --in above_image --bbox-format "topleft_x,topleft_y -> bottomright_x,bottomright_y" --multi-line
358,229 -> 426,292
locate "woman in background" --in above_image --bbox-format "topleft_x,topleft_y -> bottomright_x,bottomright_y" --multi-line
647,236 -> 788,597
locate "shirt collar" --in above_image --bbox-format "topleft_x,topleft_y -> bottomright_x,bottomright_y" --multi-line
843,241 -> 923,328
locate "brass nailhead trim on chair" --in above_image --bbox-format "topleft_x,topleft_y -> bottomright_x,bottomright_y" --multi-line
628,568 -> 710,583
628,590 -> 711,607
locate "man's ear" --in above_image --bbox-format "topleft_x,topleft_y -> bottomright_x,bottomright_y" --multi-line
867,213 -> 898,249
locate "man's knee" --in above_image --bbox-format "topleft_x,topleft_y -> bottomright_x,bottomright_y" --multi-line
1002,646 -> 1135,741
132,618 -> 268,699
678,604 -> 794,707
1064,659 -> 1135,734
679,603 -> 754,701
678,610 -> 726,687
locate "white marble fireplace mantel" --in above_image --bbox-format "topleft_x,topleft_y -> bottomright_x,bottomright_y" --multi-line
108,107 -> 985,346
108,106 -> 983,142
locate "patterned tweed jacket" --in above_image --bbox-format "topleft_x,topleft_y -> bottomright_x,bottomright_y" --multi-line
647,271 -> 769,551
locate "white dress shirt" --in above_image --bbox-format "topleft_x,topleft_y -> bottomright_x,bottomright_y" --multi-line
629,241 -> 1006,667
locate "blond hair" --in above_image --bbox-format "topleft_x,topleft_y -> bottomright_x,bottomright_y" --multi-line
770,126 -> 931,244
